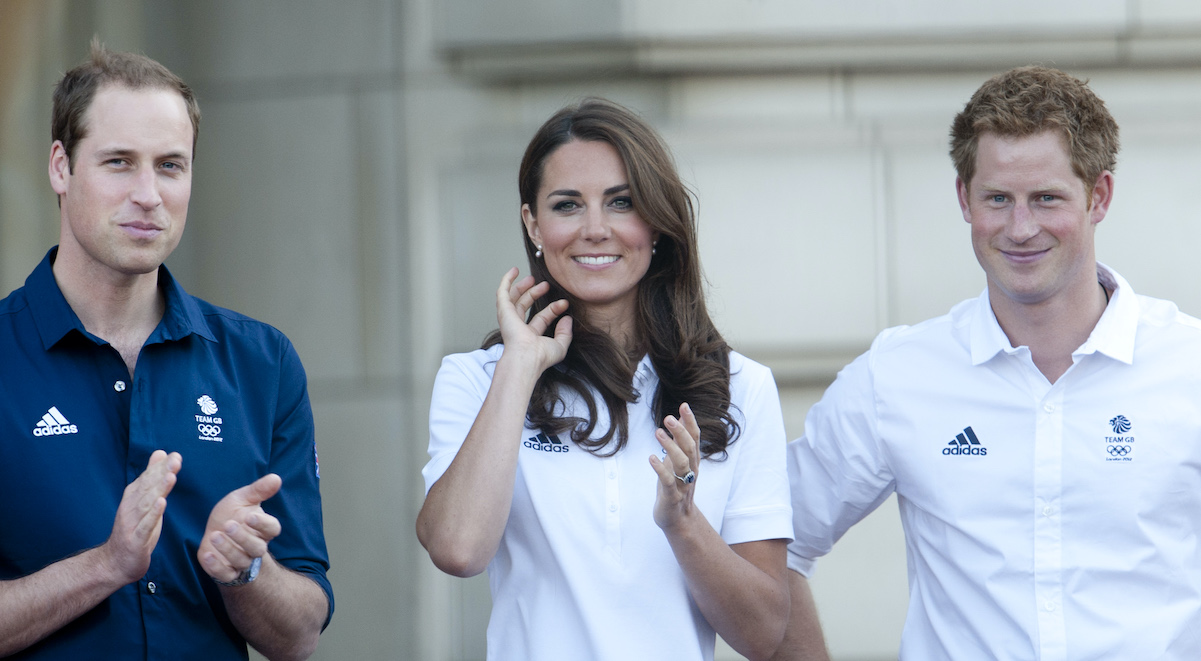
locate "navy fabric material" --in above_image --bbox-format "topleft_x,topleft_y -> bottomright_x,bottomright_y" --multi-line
0,248 -> 332,660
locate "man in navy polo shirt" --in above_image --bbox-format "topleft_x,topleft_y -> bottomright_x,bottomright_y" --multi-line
0,43 -> 332,659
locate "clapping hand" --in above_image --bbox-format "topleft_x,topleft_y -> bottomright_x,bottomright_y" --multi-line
198,474 -> 283,585
650,403 -> 701,531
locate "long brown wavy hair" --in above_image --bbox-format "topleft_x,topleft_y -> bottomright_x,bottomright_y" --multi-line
484,97 -> 739,458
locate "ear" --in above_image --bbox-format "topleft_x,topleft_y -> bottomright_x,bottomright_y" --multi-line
955,176 -> 972,224
521,203 -> 541,247
1088,170 -> 1115,226
49,140 -> 70,197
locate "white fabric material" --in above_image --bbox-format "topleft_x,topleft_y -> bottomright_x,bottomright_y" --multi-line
788,265 -> 1201,661
425,349 -> 793,661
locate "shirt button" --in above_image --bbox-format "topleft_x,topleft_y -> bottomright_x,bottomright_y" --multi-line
1043,402 -> 1055,413
1044,601 -> 1055,612
114,381 -> 127,392
1043,505 -> 1053,516
608,503 -> 618,512
147,581 -> 157,594
607,470 -> 616,479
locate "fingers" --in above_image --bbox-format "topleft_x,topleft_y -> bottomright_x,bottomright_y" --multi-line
498,268 -> 545,311
656,404 -> 698,482
142,450 -> 183,489
200,511 -> 279,578
238,473 -> 283,507
551,314 -> 573,350
199,532 -> 255,581
648,453 -> 678,488
105,451 -> 183,582
131,450 -> 182,530
527,298 -> 569,335
216,511 -> 280,558
199,502 -> 282,582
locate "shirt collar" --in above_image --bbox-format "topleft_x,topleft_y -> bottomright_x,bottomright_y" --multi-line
968,262 -> 1137,366
25,246 -> 216,350
1075,263 -> 1136,364
634,353 -> 657,388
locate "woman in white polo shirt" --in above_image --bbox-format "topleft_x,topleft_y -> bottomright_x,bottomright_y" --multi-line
417,98 -> 792,661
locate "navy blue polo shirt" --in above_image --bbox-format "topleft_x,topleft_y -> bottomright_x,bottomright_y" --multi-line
0,249 -> 333,660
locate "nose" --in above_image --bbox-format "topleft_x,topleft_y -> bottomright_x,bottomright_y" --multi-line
581,205 -> 609,240
128,166 -> 163,210
1006,200 -> 1039,243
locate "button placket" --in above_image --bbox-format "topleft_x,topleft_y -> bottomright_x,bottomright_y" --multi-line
1033,389 -> 1067,659
603,457 -> 622,559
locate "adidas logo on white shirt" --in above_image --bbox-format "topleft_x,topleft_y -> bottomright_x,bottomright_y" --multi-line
33,406 -> 79,437
942,426 -> 987,456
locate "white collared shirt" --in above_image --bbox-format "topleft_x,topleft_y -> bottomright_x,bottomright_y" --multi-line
425,349 -> 792,661
788,265 -> 1201,660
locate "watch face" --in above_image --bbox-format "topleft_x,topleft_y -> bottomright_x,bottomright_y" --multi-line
244,556 -> 262,583
215,556 -> 262,587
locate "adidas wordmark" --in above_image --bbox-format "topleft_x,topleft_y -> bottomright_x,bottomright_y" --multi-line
33,406 -> 78,437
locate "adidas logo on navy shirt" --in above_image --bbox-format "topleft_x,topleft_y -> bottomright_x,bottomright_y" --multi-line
942,426 -> 987,456
524,432 -> 569,453
33,406 -> 78,437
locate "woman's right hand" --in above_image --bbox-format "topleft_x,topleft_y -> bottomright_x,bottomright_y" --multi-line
497,267 -> 572,373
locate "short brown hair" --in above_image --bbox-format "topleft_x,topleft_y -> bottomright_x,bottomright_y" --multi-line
52,39 -> 200,171
950,65 -> 1118,189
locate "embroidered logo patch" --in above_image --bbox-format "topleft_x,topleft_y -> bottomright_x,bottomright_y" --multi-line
942,426 -> 987,456
1104,414 -> 1133,462
33,406 -> 78,437
524,431 -> 569,454
195,394 -> 223,442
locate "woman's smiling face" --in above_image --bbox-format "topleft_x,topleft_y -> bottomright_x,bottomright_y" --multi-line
522,139 -> 656,333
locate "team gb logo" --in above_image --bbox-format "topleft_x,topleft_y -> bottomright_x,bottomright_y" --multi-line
198,395 -> 219,416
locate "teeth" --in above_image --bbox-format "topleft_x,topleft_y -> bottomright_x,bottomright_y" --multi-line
574,256 -> 618,265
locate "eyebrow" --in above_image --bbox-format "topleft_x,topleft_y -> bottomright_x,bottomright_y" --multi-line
95,147 -> 191,163
545,183 -> 630,199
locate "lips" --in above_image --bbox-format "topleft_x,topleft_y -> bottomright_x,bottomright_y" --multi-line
573,255 -> 619,265
120,221 -> 165,240
1000,248 -> 1050,264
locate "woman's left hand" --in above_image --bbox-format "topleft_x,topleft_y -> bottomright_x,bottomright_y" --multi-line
650,402 -> 701,531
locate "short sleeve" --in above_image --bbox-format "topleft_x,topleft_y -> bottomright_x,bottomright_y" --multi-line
787,349 -> 896,576
422,349 -> 496,494
720,356 -> 794,545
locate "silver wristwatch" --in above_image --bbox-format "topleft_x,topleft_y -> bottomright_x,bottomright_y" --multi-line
213,556 -> 261,587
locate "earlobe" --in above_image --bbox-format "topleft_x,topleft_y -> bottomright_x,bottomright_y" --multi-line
955,177 -> 972,223
521,203 -> 541,246
48,141 -> 70,196
1089,171 -> 1115,225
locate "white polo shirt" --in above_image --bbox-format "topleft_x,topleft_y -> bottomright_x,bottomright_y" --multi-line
788,265 -> 1201,660
424,349 -> 792,661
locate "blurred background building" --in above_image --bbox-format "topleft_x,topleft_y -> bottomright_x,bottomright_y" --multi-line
5,1 -> 1201,659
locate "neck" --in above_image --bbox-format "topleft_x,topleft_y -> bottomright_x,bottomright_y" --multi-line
52,250 -> 165,376
585,298 -> 640,354
989,274 -> 1109,384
